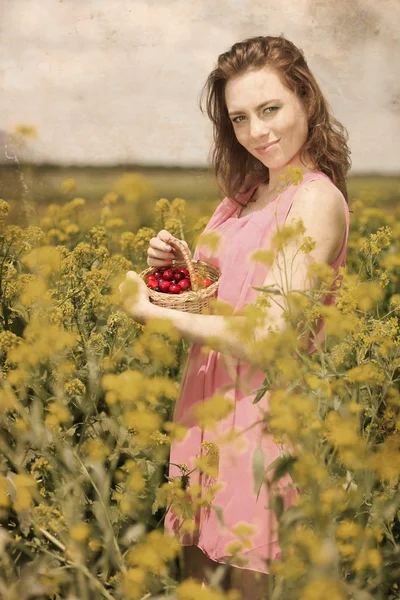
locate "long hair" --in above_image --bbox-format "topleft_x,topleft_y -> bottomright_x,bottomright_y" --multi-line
198,35 -> 352,206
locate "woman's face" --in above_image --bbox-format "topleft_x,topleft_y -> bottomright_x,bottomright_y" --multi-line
225,67 -> 312,171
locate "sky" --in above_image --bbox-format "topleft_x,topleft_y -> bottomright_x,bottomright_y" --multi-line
1,0 -> 399,174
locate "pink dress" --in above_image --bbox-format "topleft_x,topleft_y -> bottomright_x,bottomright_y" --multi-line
164,169 -> 350,574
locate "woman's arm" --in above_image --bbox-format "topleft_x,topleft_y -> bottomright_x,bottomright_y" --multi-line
140,301 -> 287,362
132,179 -> 346,363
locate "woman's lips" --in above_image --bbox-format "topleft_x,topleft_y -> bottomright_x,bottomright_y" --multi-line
255,140 -> 279,154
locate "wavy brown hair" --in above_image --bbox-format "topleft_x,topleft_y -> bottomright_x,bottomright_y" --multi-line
198,34 -> 352,206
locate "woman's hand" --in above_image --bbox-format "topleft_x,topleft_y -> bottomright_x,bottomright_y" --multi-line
119,270 -> 153,324
147,229 -> 190,267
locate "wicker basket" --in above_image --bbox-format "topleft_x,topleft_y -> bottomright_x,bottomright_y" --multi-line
140,238 -> 220,314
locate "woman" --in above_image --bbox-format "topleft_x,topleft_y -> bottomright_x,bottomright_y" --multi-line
120,35 -> 351,599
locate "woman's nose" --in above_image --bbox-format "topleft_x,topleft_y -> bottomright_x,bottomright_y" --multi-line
249,116 -> 269,140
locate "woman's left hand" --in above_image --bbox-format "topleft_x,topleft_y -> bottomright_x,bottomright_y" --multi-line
119,270 -> 153,324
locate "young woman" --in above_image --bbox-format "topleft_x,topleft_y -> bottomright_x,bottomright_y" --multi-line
120,34 -> 351,599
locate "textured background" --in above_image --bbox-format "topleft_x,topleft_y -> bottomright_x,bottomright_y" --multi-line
1,0 -> 399,173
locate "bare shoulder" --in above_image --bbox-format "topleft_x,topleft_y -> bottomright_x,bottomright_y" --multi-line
285,178 -> 348,264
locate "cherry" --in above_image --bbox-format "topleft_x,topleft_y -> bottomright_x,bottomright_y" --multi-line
154,270 -> 164,278
159,280 -> 171,292
178,268 -> 189,277
174,272 -> 185,283
178,279 -> 191,291
147,280 -> 159,290
202,277 -> 212,287
162,269 -> 174,281
154,286 -> 161,292
169,284 -> 181,294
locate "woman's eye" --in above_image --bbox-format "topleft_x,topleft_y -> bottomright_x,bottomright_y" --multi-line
232,106 -> 279,124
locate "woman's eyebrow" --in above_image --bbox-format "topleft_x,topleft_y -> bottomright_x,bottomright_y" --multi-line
228,99 -> 281,117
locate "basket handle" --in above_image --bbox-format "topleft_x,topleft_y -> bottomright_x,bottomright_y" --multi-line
169,238 -> 201,292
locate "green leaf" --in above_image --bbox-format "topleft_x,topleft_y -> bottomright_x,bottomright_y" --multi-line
252,446 -> 265,500
252,383 -> 271,404
271,493 -> 284,519
251,285 -> 282,295
280,505 -> 305,529
264,454 -> 287,475
212,504 -> 225,528
270,454 -> 296,484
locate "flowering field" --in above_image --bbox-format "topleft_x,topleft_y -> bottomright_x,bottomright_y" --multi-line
0,169 -> 399,599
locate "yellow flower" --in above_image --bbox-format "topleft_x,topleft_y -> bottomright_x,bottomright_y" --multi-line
21,246 -> 62,279
300,577 -> 346,600
366,548 -> 382,569
61,178 -> 77,194
195,394 -> 234,430
359,226 -> 392,255
122,568 -> 146,600
231,522 -> 257,538
224,540 -> 244,555
197,230 -> 222,254
250,248 -> 275,266
64,378 -> 86,397
112,172 -> 153,203
105,217 -> 125,230
0,388 -> 18,411
176,578 -> 240,600
13,473 -> 36,512
145,316 -> 181,342
70,522 -> 91,542
19,278 -> 48,306
101,191 -> 119,205
338,543 -> 357,561
126,530 -> 180,576
45,402 -> 71,430
293,453 -> 328,487
149,431 -> 170,446
82,439 -> 110,463
164,421 -> 188,442
170,197 -> 187,219
0,199 -> 10,218
299,235 -> 316,254
354,548 -> 383,571
0,475 -> 10,507
335,520 -> 363,540
365,433 -> 400,482
123,460 -> 146,494
272,219 -> 306,251
345,363 -> 386,385
88,538 -> 102,552
30,457 -> 49,475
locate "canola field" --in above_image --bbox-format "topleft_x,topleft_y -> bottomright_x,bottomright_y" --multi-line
0,164 -> 399,600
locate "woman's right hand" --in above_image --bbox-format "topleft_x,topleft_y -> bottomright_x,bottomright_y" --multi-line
147,229 -> 190,268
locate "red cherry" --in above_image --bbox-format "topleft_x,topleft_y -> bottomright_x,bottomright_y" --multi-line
159,280 -> 171,292
202,277 -> 212,287
178,268 -> 189,277
169,284 -> 181,294
147,280 -> 159,290
154,270 -> 164,278
147,275 -> 157,283
174,272 -> 185,283
178,279 -> 190,291
162,270 -> 174,281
